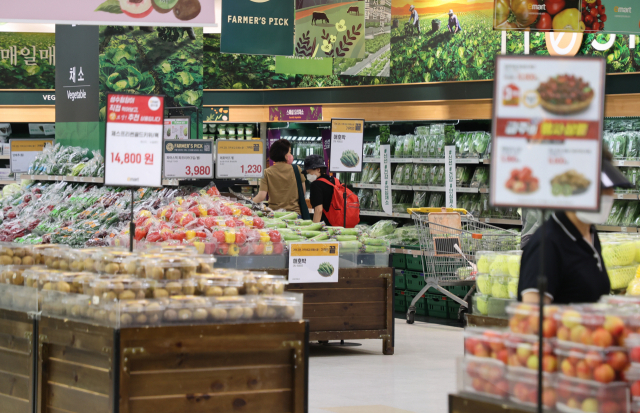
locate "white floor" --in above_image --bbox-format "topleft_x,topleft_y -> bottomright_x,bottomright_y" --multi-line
309,319 -> 464,413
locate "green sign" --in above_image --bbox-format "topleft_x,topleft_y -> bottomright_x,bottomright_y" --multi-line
221,0 -> 295,56
276,56 -> 333,75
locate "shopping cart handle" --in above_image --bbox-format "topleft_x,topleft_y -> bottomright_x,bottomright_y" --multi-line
407,207 -> 469,215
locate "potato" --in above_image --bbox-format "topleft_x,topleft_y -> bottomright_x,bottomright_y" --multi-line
135,314 -> 148,324
0,255 -> 13,265
70,305 -> 83,317
228,307 -> 243,320
148,313 -> 161,324
108,312 -> 118,324
136,290 -> 146,300
198,263 -> 213,273
111,282 -> 125,295
94,310 -> 108,321
83,259 -> 95,271
55,281 -> 71,293
164,309 -> 178,321
42,282 -> 54,291
243,308 -> 254,320
13,248 -> 24,258
183,280 -> 196,295
119,290 -> 136,301
1,249 -> 13,257
124,261 -> 137,275
104,263 -> 120,274
103,291 -> 117,301
209,307 -> 227,321
58,261 -> 70,271
223,287 -> 239,296
149,267 -> 164,280
178,309 -> 192,320
166,282 -> 182,295
205,286 -> 223,297
266,307 -> 277,318
246,285 -> 259,295
70,260 -> 83,272
166,268 -> 181,280
22,256 -> 34,266
256,302 -> 267,318
120,313 -> 133,326
193,308 -> 208,320
12,257 -> 21,265
153,288 -> 169,299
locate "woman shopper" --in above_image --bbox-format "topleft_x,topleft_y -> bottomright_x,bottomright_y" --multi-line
253,139 -> 308,217
304,155 -> 334,225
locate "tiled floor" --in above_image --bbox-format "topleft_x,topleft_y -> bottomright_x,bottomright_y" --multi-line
309,318 -> 464,413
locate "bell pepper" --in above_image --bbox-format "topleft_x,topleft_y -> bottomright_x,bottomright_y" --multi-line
217,243 -> 229,255
224,231 -> 236,244
186,230 -> 196,240
273,242 -> 284,255
552,8 -> 581,31
213,230 -> 226,243
228,244 -> 240,256
253,243 -> 265,255
235,232 -> 247,245
198,205 -> 208,217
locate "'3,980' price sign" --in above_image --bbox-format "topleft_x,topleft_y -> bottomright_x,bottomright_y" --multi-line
163,139 -> 214,180
216,140 -> 265,179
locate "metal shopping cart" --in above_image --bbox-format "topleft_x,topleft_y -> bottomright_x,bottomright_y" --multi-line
405,208 -> 521,324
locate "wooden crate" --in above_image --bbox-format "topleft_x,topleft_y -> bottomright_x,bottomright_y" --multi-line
270,267 -> 395,355
0,308 -> 35,413
37,317 -> 309,413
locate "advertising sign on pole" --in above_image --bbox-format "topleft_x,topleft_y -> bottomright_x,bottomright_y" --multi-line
490,55 -> 606,211
163,139 -> 213,180
445,145 -> 456,209
329,118 -> 364,173
288,242 -> 340,283
104,93 -> 164,188
380,144 -> 392,215
216,140 -> 265,179
164,117 -> 190,140
10,139 -> 54,174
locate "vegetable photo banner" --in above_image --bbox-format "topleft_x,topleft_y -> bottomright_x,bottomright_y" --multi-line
1,0 -> 215,27
490,55 -> 606,211
221,0 -> 295,56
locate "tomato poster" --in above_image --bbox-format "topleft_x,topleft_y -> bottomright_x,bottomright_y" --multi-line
104,93 -> 165,188
490,55 -> 605,211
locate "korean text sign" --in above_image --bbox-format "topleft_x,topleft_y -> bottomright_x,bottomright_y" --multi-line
104,94 -> 164,188
490,56 -> 605,211
164,139 -> 213,180
10,139 -> 54,174
329,119 -> 364,173
288,242 -> 339,283
216,140 -> 265,179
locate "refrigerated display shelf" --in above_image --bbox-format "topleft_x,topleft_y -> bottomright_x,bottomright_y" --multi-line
20,175 -> 180,186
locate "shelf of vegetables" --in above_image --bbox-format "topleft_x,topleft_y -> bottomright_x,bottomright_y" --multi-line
20,174 -> 180,186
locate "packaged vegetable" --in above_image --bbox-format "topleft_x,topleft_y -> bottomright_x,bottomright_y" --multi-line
367,220 -> 397,237
412,191 -> 428,208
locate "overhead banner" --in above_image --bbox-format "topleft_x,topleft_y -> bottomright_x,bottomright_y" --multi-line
329,118 -> 364,173
104,94 -> 165,188
221,0 -> 294,56
269,106 -> 323,121
490,55 -> 606,211
2,0 -> 216,27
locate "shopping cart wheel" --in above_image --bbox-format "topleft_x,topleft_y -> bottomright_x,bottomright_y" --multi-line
406,307 -> 415,324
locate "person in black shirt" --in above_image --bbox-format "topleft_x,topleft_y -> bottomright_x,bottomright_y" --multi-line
518,151 -> 633,304
304,155 -> 334,226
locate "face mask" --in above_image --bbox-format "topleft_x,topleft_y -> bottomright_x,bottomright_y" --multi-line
286,153 -> 294,164
576,194 -> 615,224
307,174 -> 317,183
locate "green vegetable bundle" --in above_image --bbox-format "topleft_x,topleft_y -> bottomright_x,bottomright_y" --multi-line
428,193 -> 444,208
340,150 -> 360,168
444,125 -> 456,145
318,262 -> 335,277
394,136 -> 405,157
367,220 -> 397,237
380,125 -> 390,145
470,167 -> 489,188
392,164 -> 405,184
412,191 -> 428,208
456,166 -> 474,186
403,135 -> 415,158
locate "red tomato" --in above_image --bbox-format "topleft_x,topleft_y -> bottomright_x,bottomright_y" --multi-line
590,7 -> 598,17
585,14 -> 594,25
544,0 -> 565,15
536,12 -> 552,29
592,21 -> 600,30
599,5 -> 605,13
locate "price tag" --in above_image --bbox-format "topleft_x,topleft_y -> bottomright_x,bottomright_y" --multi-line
621,227 -> 628,233
216,140 -> 264,179
618,160 -> 626,166
10,139 -> 54,174
163,139 -> 213,179
288,242 -> 339,283
329,118 -> 364,173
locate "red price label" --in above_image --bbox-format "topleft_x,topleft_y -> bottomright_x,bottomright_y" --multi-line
110,153 -> 153,165
241,165 -> 262,174
185,166 -> 211,176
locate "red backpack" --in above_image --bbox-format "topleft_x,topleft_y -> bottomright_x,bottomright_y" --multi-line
317,178 -> 360,228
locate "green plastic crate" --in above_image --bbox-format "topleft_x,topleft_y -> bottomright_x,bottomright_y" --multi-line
405,271 -> 425,292
405,254 -> 425,272
391,253 -> 406,270
445,285 -> 472,298
395,270 -> 406,290
394,290 -> 407,312
405,291 -> 427,316
447,299 -> 463,320
425,293 -> 448,318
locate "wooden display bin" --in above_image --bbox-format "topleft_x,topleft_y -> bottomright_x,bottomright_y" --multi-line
269,267 -> 395,355
36,317 -> 309,413
0,308 -> 36,413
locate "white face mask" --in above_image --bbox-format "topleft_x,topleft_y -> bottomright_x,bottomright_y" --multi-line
576,194 -> 615,224
306,174 -> 317,183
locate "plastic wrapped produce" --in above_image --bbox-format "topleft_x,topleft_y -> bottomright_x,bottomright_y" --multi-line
412,191 -> 428,208
628,131 -> 639,159
435,134 -> 445,158
421,135 -> 432,158
430,124 -> 444,135
456,166 -> 474,186
470,167 -> 490,188
610,132 -> 627,159
392,164 -> 405,185
394,135 -> 405,158
403,135 -> 414,157
402,163 -> 413,184
444,124 -> 456,145
413,135 -> 424,158
428,193 -> 444,208
367,220 -> 398,237
434,165 -> 445,186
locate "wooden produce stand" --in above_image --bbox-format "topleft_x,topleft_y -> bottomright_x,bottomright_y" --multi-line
36,317 -> 309,413
465,314 -> 509,328
268,267 -> 395,355
0,308 -> 36,413
449,393 -> 532,413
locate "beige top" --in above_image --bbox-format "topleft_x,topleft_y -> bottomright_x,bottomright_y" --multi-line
259,162 -> 306,214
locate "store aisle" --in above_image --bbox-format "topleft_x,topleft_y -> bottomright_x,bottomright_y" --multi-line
309,319 -> 463,413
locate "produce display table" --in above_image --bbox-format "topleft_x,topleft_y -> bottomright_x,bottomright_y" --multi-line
465,314 -> 509,328
449,393 -> 532,413
36,317 -> 309,413
0,308 -> 36,413
267,267 -> 395,355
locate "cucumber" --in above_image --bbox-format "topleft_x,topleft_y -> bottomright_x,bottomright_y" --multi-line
310,233 -> 329,241
336,228 -> 360,236
293,219 -> 314,226
298,230 -> 322,238
303,223 -> 325,231
338,241 -> 362,250
283,234 -> 304,241
274,211 -> 298,220
334,235 -> 358,241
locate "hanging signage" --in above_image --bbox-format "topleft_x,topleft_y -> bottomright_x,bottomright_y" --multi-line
490,55 -> 606,211
104,94 -> 164,188
269,106 -> 323,122
288,242 -> 339,283
163,139 -> 213,180
216,140 -> 265,179
329,118 -> 364,173
10,138 -> 54,174
163,117 -> 190,140
445,146 -> 456,209
2,0 -> 216,27
221,0 -> 294,56
275,57 -> 333,76
380,144 -> 392,215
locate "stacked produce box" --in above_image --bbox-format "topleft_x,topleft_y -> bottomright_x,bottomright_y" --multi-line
473,250 -> 521,317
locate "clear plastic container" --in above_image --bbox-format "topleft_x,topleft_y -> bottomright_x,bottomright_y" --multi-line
252,293 -> 302,320
462,356 -> 508,399
149,278 -> 200,297
475,251 -> 496,274
463,327 -> 508,362
41,291 -> 90,318
32,244 -> 70,265
241,273 -> 288,295
505,333 -> 556,373
556,376 -> 629,413
555,341 -> 628,382
193,278 -> 243,297
0,265 -> 43,286
208,296 -> 256,322
92,250 -> 141,275
0,243 -> 35,266
0,283 -> 38,312
507,250 -> 522,277
491,275 -> 510,299
472,294 -> 489,316
506,302 -> 560,338
142,256 -> 198,280
488,297 -> 514,318
507,277 -> 518,299
24,269 -> 95,293
489,254 -> 510,277
626,366 -> 640,400
554,305 -> 630,347
476,274 -> 492,295
507,370 -> 557,409
164,296 -> 212,323
85,277 -> 152,302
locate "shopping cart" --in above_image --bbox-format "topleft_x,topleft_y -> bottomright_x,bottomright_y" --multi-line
405,208 -> 521,324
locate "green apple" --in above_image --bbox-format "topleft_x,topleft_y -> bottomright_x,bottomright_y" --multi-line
489,255 -> 509,276
508,256 -> 521,277
508,278 -> 518,299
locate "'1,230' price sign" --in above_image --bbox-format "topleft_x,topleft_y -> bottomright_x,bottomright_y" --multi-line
216,140 -> 264,179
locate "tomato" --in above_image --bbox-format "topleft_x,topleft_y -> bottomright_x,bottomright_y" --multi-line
584,14 -> 594,25
511,0 -> 539,28
592,21 -> 600,31
495,0 -> 510,26
545,0 -> 565,15
536,12 -> 552,29
599,5 -> 605,13
600,14 -> 607,22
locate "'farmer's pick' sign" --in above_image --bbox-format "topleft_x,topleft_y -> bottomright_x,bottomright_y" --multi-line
221,0 -> 294,56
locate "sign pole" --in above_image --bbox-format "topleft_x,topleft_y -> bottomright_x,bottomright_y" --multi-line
537,217 -> 547,413
129,189 -> 135,253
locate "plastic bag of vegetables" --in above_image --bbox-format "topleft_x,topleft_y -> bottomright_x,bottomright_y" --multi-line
627,131 -> 640,160
428,165 -> 438,185
470,167 -> 489,188
430,124 -> 444,135
610,132 -> 627,159
444,125 -> 456,145
395,135 -> 405,158
435,135 -> 445,158
367,220 -> 398,238
606,201 -> 628,226
371,190 -> 382,211
421,135 -> 432,158
357,189 -> 372,210
402,163 -> 413,184
456,166 -> 474,186
474,132 -> 491,158
392,164 -> 404,184
413,135 -> 424,158
412,191 -> 428,208
369,164 -> 381,183
428,193 -> 444,208
403,135 -> 414,158
434,166 -> 445,186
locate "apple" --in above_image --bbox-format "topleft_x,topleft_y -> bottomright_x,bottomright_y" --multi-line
542,388 -> 556,409
631,380 -> 640,398
566,398 -> 580,409
495,380 -> 509,397
508,354 -> 522,367
514,382 -> 529,401
474,342 -> 490,358
570,325 -> 588,343
509,316 -> 523,334
603,315 -> 625,338
606,351 -> 629,372
496,349 -> 508,365
465,337 -> 480,354
631,347 -> 640,363
526,354 -> 539,370
542,317 -> 557,338
592,328 -> 614,348
557,325 -> 570,341
471,377 -> 484,392
581,328 -> 594,346
585,350 -> 603,369
600,401 -> 622,413
568,348 -> 583,365
516,344 -> 532,365
484,330 -> 505,352
542,354 -> 557,373
561,359 -> 576,377
582,398 -> 598,413
576,360 -> 592,380
562,310 -> 582,329
593,364 -> 615,384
